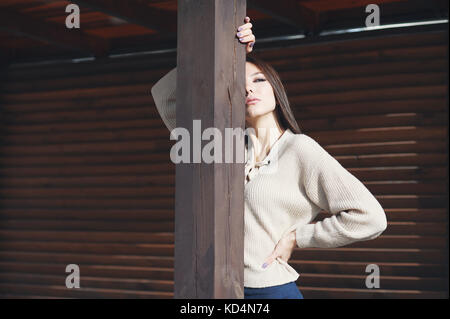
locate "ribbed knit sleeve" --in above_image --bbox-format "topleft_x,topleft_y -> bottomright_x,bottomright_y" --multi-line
150,67 -> 177,132
295,135 -> 388,249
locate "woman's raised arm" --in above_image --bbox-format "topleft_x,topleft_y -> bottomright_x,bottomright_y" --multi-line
151,67 -> 177,132
150,16 -> 255,133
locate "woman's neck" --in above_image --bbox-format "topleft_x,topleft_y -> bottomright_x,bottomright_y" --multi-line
246,111 -> 285,162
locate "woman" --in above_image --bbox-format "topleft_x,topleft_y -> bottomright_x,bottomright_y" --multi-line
151,17 -> 388,299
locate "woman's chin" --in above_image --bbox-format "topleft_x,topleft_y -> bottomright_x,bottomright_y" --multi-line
246,110 -> 269,120
246,108 -> 261,117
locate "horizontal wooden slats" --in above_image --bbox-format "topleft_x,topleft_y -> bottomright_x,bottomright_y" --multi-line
5,55 -> 176,82
0,135 -> 445,161
292,260 -> 446,277
0,181 -> 445,198
0,273 -> 174,292
0,194 -> 447,209
0,241 -> 174,255
285,72 -> 447,94
297,98 -> 446,119
376,195 -> 447,208
3,31 -> 443,82
258,32 -> 447,61
2,96 -> 442,121
0,163 -> 174,177
0,105 -> 162,123
0,96 -> 156,114
298,274 -> 446,291
380,208 -> 447,222
0,225 -> 447,242
0,262 -> 173,280
337,153 -> 447,167
0,219 -> 174,232
0,207 -> 439,222
297,286 -> 447,299
301,112 -> 447,132
1,113 -> 446,145
1,58 -> 446,94
0,208 -> 174,220
0,246 -> 444,265
1,83 -> 157,103
0,233 -> 446,251
2,68 -> 175,93
291,85 -> 447,106
0,166 -> 445,189
0,261 -> 446,294
312,127 -> 446,144
279,59 -> 447,82
268,44 -> 447,69
0,218 -> 444,234
0,252 -> 174,268
294,247 -> 447,263
0,29 -> 447,299
0,272 -> 446,293
1,283 -> 446,299
0,186 -> 175,198
0,283 -> 172,299
0,259 -> 445,285
0,198 -> 174,209
0,175 -> 175,187
0,230 -> 173,243
326,140 -> 446,156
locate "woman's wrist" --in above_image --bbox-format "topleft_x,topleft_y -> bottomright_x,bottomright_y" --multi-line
290,230 -> 297,247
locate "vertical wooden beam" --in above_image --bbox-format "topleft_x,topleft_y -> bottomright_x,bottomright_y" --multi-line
176,0 -> 246,298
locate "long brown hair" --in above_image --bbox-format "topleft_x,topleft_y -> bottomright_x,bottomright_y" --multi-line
246,54 -> 302,134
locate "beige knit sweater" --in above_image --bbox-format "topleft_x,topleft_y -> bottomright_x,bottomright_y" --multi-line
150,67 -> 388,288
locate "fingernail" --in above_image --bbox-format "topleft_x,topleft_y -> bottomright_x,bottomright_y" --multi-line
250,42 -> 254,47
262,263 -> 268,268
239,38 -> 244,42
238,26 -> 242,31
237,32 -> 242,37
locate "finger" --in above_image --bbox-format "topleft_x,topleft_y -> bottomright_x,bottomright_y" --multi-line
237,22 -> 252,32
236,28 -> 252,38
262,252 -> 278,268
238,34 -> 255,43
262,257 -> 275,269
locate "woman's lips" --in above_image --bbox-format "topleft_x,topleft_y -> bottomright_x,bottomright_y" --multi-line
246,98 -> 260,105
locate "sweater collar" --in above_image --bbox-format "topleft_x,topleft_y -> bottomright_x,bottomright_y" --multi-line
245,128 -> 293,167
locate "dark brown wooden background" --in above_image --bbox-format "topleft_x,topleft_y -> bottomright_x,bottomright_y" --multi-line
0,28 -> 448,298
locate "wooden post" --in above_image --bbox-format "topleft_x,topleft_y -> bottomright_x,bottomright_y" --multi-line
175,0 -> 247,298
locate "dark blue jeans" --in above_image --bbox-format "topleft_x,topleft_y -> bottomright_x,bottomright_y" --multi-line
244,281 -> 304,299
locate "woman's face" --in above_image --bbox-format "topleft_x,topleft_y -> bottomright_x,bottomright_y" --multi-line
245,62 -> 277,120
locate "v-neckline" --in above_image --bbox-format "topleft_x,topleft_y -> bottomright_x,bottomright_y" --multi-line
246,128 -> 292,166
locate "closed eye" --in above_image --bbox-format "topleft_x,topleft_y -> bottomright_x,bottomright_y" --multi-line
254,78 -> 266,82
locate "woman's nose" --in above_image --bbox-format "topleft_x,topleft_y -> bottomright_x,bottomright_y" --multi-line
245,87 -> 253,97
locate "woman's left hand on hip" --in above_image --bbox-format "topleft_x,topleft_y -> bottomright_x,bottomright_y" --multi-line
262,230 -> 297,269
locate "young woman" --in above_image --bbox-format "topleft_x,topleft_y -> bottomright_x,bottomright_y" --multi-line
151,17 -> 388,299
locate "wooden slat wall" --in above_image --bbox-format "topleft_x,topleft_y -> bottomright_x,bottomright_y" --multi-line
0,54 -> 178,299
0,29 -> 448,299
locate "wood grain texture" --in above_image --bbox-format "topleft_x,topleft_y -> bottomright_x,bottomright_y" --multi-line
175,0 -> 246,299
